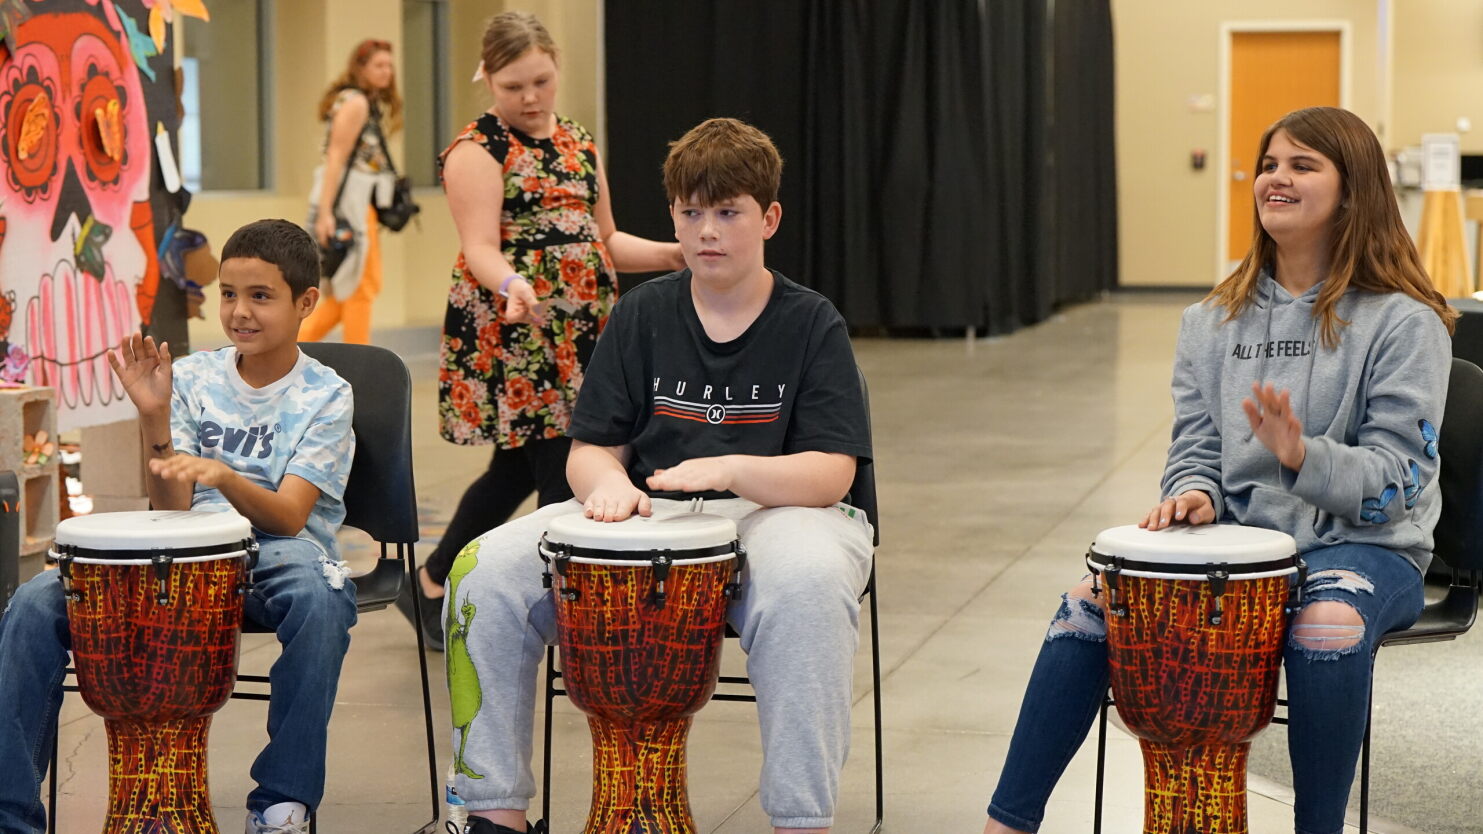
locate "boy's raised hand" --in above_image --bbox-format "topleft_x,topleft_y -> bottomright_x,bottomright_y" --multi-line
107,334 -> 172,416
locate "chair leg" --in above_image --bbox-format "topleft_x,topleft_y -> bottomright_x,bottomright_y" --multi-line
542,645 -> 556,829
406,545 -> 444,834
48,729 -> 59,834
1093,694 -> 1109,834
868,577 -> 884,834
1360,664 -> 1375,834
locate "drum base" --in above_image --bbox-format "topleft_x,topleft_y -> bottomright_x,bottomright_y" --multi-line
1139,740 -> 1251,834
102,716 -> 220,834
585,716 -> 696,834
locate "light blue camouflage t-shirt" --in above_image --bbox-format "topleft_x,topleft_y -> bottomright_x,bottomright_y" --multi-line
169,347 -> 355,558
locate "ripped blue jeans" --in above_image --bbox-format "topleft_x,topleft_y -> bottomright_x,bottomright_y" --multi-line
987,542 -> 1423,834
0,535 -> 357,833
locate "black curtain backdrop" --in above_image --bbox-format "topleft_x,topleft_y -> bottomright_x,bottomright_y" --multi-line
604,0 -> 1117,335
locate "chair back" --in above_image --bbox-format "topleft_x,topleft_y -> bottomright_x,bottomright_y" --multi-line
849,367 -> 880,547
1435,358 -> 1483,577
298,343 -> 419,546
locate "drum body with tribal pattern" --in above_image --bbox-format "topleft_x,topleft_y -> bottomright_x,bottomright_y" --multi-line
1088,523 -> 1302,834
52,510 -> 256,834
541,511 -> 744,834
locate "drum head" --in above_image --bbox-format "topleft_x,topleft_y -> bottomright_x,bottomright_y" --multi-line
1090,523 -> 1296,569
56,510 -> 252,552
543,511 -> 738,561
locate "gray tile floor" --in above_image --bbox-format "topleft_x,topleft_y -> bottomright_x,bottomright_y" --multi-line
45,293 -> 1479,833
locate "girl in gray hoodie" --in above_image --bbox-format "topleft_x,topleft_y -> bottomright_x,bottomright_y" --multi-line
984,108 -> 1457,834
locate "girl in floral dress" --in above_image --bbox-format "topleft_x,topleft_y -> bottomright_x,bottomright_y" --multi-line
398,11 -> 684,644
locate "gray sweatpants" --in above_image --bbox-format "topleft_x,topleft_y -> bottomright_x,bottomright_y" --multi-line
444,497 -> 874,830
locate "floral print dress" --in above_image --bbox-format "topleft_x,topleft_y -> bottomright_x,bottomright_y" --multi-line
437,114 -> 616,448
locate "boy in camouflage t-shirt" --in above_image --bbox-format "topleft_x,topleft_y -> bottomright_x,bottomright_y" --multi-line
0,220 -> 355,834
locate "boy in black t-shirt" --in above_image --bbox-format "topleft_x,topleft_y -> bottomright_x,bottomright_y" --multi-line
451,118 -> 874,834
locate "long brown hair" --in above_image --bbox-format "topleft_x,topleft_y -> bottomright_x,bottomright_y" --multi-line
1209,106 -> 1456,346
317,39 -> 403,135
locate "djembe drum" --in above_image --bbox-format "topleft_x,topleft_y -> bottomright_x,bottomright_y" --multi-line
51,511 -> 257,834
540,511 -> 746,834
1087,524 -> 1303,834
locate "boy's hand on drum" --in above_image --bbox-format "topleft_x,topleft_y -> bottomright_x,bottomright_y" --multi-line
583,479 -> 653,523
1140,490 -> 1214,530
1243,381 -> 1307,471
646,456 -> 733,495
149,454 -> 236,489
108,334 -> 172,417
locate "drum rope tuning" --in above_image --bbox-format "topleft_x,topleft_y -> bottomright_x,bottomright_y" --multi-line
540,535 -> 747,608
1088,553 -> 1308,625
51,537 -> 260,603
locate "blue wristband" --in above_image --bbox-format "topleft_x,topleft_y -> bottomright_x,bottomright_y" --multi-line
498,274 -> 523,297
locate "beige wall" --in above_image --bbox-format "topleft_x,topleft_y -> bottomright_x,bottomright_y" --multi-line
1390,0 -> 1483,152
183,0 -> 602,348
1113,0 -> 1382,287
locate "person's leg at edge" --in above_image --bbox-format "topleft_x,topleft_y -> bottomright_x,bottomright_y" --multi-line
418,435 -> 574,606
724,501 -> 874,833
1285,544 -> 1423,834
0,572 -> 71,833
983,578 -> 1112,834
243,536 -> 359,816
337,212 -> 380,346
524,435 -> 575,508
418,443 -> 538,601
448,501 -> 581,829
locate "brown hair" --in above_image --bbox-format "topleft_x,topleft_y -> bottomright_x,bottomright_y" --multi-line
316,39 -> 403,135
481,11 -> 559,77
663,118 -> 783,208
1210,106 -> 1456,345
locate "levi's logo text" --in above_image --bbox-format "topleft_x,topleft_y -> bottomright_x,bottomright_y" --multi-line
1231,339 -> 1316,360
652,378 -> 785,425
198,421 -> 275,458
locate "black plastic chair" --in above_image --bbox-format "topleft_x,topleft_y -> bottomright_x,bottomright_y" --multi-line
1091,357 -> 1483,833
539,372 -> 884,834
49,343 -> 438,834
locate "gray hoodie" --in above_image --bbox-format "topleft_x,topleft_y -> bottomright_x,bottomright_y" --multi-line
1162,273 -> 1452,574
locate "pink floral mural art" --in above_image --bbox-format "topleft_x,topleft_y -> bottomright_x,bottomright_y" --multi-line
0,0 -> 158,429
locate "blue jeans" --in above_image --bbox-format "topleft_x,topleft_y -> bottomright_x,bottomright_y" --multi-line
0,536 -> 357,833
987,543 -> 1424,834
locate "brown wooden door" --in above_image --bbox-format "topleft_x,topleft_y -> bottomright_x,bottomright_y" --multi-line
1228,31 -> 1342,262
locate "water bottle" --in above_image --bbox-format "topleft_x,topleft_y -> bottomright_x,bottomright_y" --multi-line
445,762 -> 468,831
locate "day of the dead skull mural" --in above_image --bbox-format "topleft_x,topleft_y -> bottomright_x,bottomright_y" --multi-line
0,0 -> 174,429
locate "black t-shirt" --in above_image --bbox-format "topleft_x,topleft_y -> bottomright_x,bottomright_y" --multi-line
568,269 -> 872,499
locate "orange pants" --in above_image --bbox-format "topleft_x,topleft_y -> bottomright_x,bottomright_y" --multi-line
302,207 -> 382,344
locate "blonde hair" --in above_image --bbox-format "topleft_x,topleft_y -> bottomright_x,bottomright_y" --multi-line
317,39 -> 402,135
1210,106 -> 1455,345
481,11 -> 559,77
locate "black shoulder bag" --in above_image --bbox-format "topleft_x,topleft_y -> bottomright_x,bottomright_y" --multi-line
367,104 -> 421,232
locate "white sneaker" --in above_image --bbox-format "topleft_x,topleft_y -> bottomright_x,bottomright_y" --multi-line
245,806 -> 311,834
